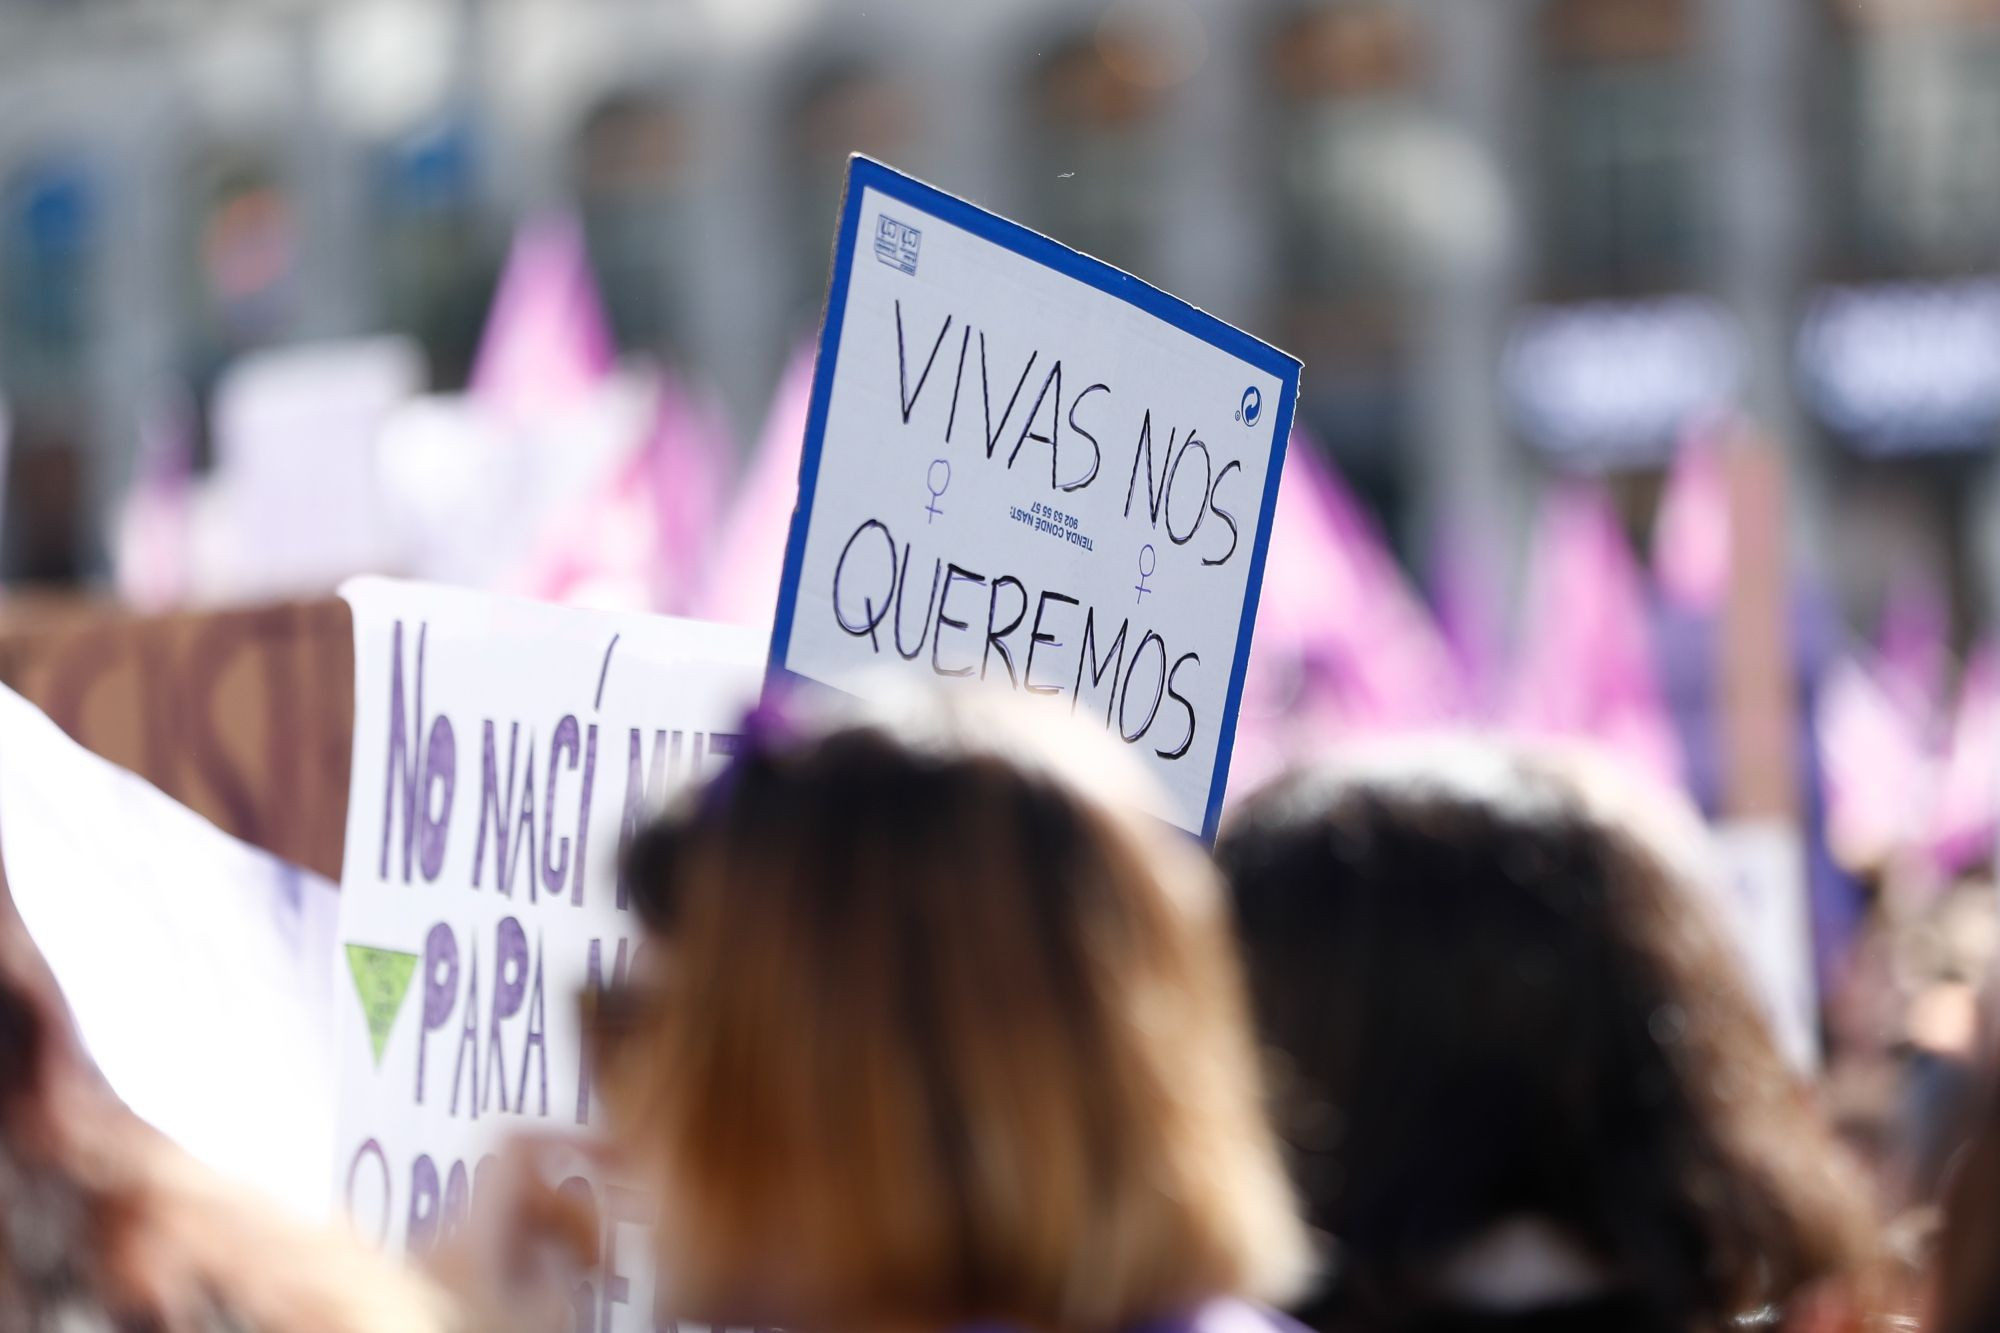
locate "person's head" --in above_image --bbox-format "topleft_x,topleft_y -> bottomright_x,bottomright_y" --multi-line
594,690 -> 1309,1333
1215,739 -> 1877,1330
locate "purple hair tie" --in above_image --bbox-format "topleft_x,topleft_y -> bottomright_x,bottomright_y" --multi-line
700,691 -> 804,814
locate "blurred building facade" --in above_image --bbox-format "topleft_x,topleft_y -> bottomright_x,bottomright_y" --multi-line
1,0 -> 1998,642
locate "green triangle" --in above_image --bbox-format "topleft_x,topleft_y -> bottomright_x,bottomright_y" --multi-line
345,944 -> 420,1067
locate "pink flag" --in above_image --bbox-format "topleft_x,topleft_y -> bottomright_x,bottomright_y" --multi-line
1927,643 -> 2000,875
514,369 -> 730,614
1429,520 -> 1508,715
1652,432 -> 1732,614
1817,652 -> 1934,873
470,214 -> 616,418
1235,433 -> 1465,787
1874,568 -> 1951,737
700,345 -> 815,627
1508,484 -> 1683,789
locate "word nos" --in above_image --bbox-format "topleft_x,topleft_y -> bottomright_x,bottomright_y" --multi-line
888,300 -> 1249,554
372,621 -> 742,902
1010,500 -> 1093,552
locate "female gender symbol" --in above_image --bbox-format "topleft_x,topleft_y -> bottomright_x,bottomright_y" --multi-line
1134,543 -> 1157,602
924,458 -> 951,523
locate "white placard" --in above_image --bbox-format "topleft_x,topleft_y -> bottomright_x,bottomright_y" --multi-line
331,578 -> 762,1331
1712,819 -> 1820,1073
196,336 -> 422,598
769,158 -> 1298,840
0,683 -> 339,1220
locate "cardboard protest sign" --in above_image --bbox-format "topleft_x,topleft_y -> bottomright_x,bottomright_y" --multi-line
195,336 -> 422,601
331,578 -> 762,1331
769,158 -> 1298,839
0,682 -> 340,1220
1712,437 -> 1818,1071
1711,820 -> 1819,1073
0,595 -> 354,880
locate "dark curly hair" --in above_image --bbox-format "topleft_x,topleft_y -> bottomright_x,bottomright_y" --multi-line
1215,741 -> 1879,1333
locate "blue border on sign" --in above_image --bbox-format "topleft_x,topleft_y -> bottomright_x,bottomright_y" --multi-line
766,155 -> 1300,844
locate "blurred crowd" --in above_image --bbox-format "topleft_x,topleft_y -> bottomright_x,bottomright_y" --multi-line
5,687 -> 2000,1332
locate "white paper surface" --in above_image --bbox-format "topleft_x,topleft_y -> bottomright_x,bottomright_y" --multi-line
332,578 -> 762,1332
376,374 -> 654,593
195,336 -> 423,599
1712,819 -> 1820,1073
776,168 -> 1293,836
0,682 -> 340,1219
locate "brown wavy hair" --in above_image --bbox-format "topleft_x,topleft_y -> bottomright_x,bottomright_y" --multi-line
594,692 -> 1310,1333
1215,740 -> 1880,1332
1935,1068 -> 2000,1333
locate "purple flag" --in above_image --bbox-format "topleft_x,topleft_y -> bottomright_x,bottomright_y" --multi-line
1508,484 -> 1684,789
470,214 -> 617,417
